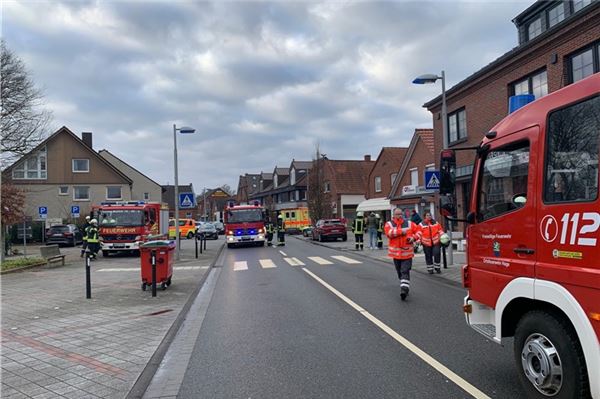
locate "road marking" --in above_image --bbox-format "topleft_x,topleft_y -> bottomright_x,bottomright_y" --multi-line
97,266 -> 207,272
302,268 -> 491,399
279,250 -> 287,256
283,257 -> 305,266
331,255 -> 362,264
308,256 -> 333,265
259,259 -> 277,269
233,261 -> 248,271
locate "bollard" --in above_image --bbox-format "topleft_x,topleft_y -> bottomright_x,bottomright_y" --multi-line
442,246 -> 447,268
195,235 -> 198,259
151,250 -> 157,297
85,253 -> 91,299
199,234 -> 203,254
203,234 -> 207,251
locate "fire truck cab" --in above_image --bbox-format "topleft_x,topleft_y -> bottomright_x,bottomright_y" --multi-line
94,201 -> 169,256
440,73 -> 599,398
224,203 -> 266,248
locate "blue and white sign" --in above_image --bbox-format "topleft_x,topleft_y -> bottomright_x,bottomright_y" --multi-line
179,192 -> 196,209
425,171 -> 441,190
39,206 -> 48,219
71,205 -> 80,217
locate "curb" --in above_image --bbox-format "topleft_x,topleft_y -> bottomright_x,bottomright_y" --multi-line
0,261 -> 48,275
126,242 -> 226,399
293,236 -> 463,287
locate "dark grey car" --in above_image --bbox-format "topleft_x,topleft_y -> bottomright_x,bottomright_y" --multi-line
46,224 -> 83,247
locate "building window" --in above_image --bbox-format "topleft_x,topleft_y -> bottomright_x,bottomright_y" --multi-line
324,182 -> 331,193
426,164 -> 435,171
511,69 -> 548,100
73,186 -> 90,201
12,147 -> 47,179
528,17 -> 542,40
569,45 -> 597,83
72,159 -> 90,173
547,3 -> 565,27
375,176 -> 382,192
106,186 -> 122,200
544,95 -> 599,203
448,108 -> 467,144
410,168 -> 418,186
390,173 -> 398,187
573,0 -> 592,12
58,186 -> 69,195
144,192 -> 150,200
301,190 -> 307,200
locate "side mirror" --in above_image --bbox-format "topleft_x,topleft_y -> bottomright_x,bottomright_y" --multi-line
512,194 -> 527,207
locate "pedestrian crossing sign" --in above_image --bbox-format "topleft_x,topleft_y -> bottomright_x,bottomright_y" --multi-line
179,193 -> 196,209
425,171 -> 441,190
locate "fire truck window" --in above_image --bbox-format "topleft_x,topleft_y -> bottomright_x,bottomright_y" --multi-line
544,95 -> 599,203
149,209 -> 156,224
478,143 -> 530,221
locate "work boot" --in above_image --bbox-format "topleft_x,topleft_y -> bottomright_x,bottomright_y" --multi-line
428,269 -> 434,275
400,287 -> 409,301
435,268 -> 441,274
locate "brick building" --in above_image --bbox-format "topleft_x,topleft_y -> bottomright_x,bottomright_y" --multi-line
389,129 -> 436,217
423,0 -> 600,228
161,184 -> 197,219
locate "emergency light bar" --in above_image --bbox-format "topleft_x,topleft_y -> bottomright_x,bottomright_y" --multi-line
100,201 -> 147,206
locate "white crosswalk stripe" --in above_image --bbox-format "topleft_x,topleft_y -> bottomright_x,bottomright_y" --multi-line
308,256 -> 333,265
233,261 -> 248,271
331,255 -> 362,264
283,257 -> 305,266
259,259 -> 277,269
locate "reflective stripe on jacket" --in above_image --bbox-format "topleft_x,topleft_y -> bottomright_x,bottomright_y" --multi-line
418,220 -> 443,246
384,218 -> 417,260
87,227 -> 99,243
352,218 -> 365,234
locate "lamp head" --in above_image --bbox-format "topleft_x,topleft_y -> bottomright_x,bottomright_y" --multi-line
178,126 -> 196,134
412,74 -> 440,84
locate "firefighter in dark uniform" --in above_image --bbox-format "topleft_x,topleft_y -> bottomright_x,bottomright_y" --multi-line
376,213 -> 384,249
276,214 -> 286,246
352,211 -> 366,251
266,217 -> 274,246
87,219 -> 100,260
80,215 -> 91,257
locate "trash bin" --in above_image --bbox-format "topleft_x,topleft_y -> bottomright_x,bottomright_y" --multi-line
140,240 -> 175,291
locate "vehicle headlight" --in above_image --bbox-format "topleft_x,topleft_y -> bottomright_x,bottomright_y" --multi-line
228,230 -> 233,235
258,228 -> 264,233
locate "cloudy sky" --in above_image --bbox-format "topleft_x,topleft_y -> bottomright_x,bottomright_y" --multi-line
3,0 -> 529,193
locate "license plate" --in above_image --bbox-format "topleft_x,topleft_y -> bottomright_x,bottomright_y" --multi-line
113,244 -> 125,248
241,236 -> 251,241
53,234 -> 63,237
332,230 -> 341,233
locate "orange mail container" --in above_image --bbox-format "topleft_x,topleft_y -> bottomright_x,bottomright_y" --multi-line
139,240 -> 175,291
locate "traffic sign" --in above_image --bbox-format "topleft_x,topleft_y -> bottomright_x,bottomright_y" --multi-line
39,206 -> 48,219
179,193 -> 196,209
425,171 -> 441,190
71,205 -> 80,217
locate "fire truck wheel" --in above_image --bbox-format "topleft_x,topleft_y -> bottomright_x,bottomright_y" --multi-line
166,277 -> 172,287
514,310 -> 589,399
227,243 -> 234,249
141,283 -> 146,291
132,250 -> 140,257
102,250 -> 109,257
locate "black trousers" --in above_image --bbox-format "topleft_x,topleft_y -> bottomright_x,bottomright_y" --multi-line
377,231 -> 383,248
277,231 -> 285,244
354,234 -> 364,250
267,232 -> 273,243
393,258 -> 412,289
423,244 -> 441,270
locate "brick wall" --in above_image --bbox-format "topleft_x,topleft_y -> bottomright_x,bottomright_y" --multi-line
367,148 -> 407,199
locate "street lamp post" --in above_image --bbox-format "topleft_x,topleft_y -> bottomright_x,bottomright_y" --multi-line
173,124 -> 196,261
413,71 -> 453,265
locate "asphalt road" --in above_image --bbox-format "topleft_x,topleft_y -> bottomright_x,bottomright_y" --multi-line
176,237 -> 524,398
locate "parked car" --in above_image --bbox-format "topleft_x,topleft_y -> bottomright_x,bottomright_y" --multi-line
196,222 -> 219,240
311,219 -> 347,242
213,221 -> 225,235
46,224 -> 83,247
302,226 -> 313,237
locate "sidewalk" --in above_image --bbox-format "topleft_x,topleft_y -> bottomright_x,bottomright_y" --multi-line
1,239 -> 223,399
297,234 -> 465,285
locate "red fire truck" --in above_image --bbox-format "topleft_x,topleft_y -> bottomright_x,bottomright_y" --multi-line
224,203 -> 266,248
94,201 -> 169,257
439,73 -> 599,398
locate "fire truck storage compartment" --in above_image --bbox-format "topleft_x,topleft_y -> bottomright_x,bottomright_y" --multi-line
140,240 -> 175,291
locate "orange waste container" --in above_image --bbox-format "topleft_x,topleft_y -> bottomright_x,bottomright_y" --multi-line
140,240 -> 175,291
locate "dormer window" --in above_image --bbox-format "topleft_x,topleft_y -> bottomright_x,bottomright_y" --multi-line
547,3 -> 565,27
527,17 -> 542,40
12,147 -> 47,180
573,0 -> 592,13
290,168 -> 296,185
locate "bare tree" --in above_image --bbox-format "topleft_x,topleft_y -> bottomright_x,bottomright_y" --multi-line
1,40 -> 52,166
1,182 -> 25,261
307,145 -> 332,222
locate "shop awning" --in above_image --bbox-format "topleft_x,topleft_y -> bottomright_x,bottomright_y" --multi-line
356,198 -> 391,212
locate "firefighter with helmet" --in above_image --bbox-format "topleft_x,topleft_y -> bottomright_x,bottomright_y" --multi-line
266,216 -> 274,246
276,214 -> 286,246
352,211 -> 366,251
385,207 -> 419,300
87,219 -> 100,260
80,215 -> 91,258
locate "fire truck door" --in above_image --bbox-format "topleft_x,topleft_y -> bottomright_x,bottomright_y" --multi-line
467,127 -> 539,308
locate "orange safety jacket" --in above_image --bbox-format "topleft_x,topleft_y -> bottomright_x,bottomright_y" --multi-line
384,218 -> 418,260
418,220 -> 443,246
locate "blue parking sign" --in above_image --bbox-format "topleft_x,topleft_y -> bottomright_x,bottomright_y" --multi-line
39,206 -> 48,219
71,205 -> 80,217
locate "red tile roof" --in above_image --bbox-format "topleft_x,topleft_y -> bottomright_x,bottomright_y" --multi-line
415,129 -> 434,154
326,159 -> 375,194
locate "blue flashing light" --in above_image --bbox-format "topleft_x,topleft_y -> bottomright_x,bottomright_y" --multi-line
508,94 -> 535,114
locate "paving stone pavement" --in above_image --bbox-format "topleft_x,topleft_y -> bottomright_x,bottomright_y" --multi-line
296,234 -> 465,285
1,238 -> 223,399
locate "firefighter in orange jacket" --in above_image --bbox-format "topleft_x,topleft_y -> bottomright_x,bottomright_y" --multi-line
385,207 -> 419,300
418,212 -> 443,274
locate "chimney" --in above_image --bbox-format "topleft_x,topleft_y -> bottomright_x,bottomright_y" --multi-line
82,132 -> 93,148
364,154 -> 371,161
